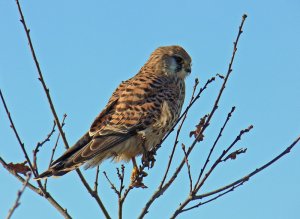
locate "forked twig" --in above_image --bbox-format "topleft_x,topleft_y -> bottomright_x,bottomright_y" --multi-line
33,121 -> 56,174
6,173 -> 32,219
195,135 -> 300,201
169,135 -> 300,217
0,89 -> 35,176
44,114 -> 67,189
103,165 -> 132,219
0,157 -> 71,219
194,106 -> 236,190
182,144 -> 193,192
14,1 -> 111,218
138,14 -> 248,219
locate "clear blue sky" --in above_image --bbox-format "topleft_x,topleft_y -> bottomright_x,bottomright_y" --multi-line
1,0 -> 300,219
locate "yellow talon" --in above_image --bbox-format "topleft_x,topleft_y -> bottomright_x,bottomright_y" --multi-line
131,165 -> 139,182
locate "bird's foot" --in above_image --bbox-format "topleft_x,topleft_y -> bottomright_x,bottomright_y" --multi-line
130,165 -> 148,189
142,149 -> 156,169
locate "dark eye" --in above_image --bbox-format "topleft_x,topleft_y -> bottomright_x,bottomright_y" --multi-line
173,56 -> 183,64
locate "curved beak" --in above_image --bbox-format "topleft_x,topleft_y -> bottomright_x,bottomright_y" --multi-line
185,64 -> 192,74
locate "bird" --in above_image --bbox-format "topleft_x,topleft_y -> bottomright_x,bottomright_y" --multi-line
35,45 -> 192,180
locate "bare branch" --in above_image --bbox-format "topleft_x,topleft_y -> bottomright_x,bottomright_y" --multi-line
169,125 -> 253,218
44,114 -> 67,189
223,148 -> 247,162
0,90 -> 71,218
195,125 -> 253,192
1,157 -> 71,219
0,89 -> 35,176
182,144 -> 193,193
33,121 -> 56,174
159,78 -> 200,188
103,171 -> 120,197
139,14 -> 248,219
181,181 -> 244,213
194,106 -> 235,190
6,173 -> 32,219
170,134 -> 300,218
14,1 -> 111,218
94,166 -> 100,194
195,135 -> 300,200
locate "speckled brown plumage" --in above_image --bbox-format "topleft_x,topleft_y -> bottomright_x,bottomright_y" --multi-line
36,45 -> 192,179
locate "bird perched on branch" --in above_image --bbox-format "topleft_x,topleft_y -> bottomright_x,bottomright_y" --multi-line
36,45 -> 192,182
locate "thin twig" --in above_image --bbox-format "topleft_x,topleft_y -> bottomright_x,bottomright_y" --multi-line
1,157 -> 71,219
182,144 -> 193,193
33,121 -> 56,174
138,14 -> 247,219
171,125 -> 252,218
223,148 -> 247,162
181,181 -> 244,213
14,1 -> 111,218
1,89 -> 71,218
6,173 -> 32,219
195,135 -> 300,200
117,165 -> 125,219
170,133 -> 300,218
94,166 -> 100,194
195,125 -> 253,192
15,0 -> 69,150
159,78 -> 200,188
103,171 -> 120,196
194,106 -> 235,190
0,89 -> 35,176
0,89 -> 51,195
44,114 -> 67,189
1,88 -> 71,218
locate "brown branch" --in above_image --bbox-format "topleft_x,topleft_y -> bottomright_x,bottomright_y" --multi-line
0,89 -> 35,176
182,144 -> 193,193
1,157 -> 71,219
103,171 -> 120,196
194,106 -> 235,190
103,170 -> 122,219
138,14 -> 248,219
14,1 -> 111,218
1,89 -> 71,218
223,148 -> 247,162
170,134 -> 300,218
15,0 -> 69,150
1,157 -> 42,195
6,173 -> 32,219
117,165 -> 125,219
195,125 -> 253,192
0,94 -> 71,218
33,121 -> 56,174
170,125 -> 252,218
180,181 -> 244,214
94,166 -> 100,194
103,165 -> 135,219
118,165 -> 135,219
44,114 -> 67,189
195,134 -> 300,201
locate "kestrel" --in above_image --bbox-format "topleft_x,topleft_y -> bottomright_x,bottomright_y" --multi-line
36,45 -> 192,180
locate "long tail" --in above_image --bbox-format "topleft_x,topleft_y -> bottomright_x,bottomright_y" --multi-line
35,131 -> 92,180
35,130 -> 134,180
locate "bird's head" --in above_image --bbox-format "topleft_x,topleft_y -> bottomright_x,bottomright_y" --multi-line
146,45 -> 192,79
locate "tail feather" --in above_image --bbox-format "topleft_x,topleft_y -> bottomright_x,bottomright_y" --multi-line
35,130 -> 134,180
34,132 -> 91,180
